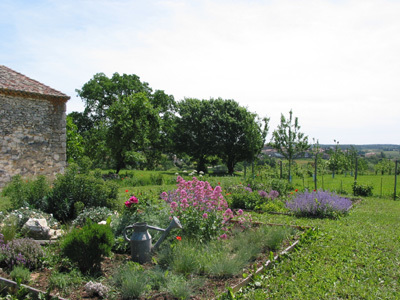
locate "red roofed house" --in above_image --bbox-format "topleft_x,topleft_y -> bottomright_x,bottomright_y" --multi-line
0,65 -> 70,187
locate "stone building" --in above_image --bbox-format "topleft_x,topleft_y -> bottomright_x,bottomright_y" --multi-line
0,65 -> 70,187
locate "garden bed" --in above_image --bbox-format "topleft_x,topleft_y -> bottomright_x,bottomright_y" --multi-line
0,223 -> 307,300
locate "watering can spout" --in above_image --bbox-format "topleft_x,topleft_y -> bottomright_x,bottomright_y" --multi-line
153,216 -> 182,251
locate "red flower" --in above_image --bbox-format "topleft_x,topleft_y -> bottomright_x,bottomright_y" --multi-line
125,190 -> 129,193
295,189 -> 298,192
176,236 -> 182,241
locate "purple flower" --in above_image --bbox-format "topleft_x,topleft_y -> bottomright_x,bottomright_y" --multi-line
258,190 -> 268,198
286,189 -> 352,218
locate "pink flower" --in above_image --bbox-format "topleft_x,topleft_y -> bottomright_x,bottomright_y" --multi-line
237,209 -> 244,215
129,196 -> 138,204
124,200 -> 132,208
219,233 -> 228,240
202,213 -> 208,219
170,202 -> 178,209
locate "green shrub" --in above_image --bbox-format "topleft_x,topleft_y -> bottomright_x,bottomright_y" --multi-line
2,175 -> 50,210
47,164 -> 119,221
60,221 -> 114,274
352,181 -> 373,197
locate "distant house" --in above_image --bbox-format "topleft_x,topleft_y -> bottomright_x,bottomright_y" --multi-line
0,65 -> 70,187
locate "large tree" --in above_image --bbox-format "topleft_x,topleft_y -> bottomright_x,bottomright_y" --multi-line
172,98 -> 217,173
74,72 -> 175,171
270,110 -> 309,181
173,98 -> 268,174
212,99 -> 269,174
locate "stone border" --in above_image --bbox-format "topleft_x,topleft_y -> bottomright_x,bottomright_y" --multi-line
0,276 -> 68,300
220,222 -> 314,296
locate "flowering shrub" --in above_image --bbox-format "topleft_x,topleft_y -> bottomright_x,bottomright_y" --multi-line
72,206 -> 116,227
160,176 -> 230,242
0,234 -> 44,270
286,190 -> 352,218
226,184 -> 279,210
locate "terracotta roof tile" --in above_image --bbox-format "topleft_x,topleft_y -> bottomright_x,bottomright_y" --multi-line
0,65 -> 70,100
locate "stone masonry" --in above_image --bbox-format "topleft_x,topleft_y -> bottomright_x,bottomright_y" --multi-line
0,65 -> 70,187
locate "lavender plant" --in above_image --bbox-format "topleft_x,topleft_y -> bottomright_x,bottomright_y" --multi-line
0,234 -> 45,270
286,190 -> 352,218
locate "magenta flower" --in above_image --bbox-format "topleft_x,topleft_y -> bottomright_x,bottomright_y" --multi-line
129,196 -> 138,204
170,201 -> 178,209
237,209 -> 244,215
202,213 -> 208,219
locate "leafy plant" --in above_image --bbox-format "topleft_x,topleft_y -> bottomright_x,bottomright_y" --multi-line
9,265 -> 31,284
352,181 -> 373,197
60,221 -> 114,274
46,164 -> 119,222
1,175 -> 50,210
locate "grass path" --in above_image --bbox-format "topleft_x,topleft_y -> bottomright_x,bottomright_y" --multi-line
238,197 -> 400,299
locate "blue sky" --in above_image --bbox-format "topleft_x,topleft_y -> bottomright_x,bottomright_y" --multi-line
1,0 -> 399,145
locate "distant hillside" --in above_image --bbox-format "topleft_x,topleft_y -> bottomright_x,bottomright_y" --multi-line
319,144 -> 400,151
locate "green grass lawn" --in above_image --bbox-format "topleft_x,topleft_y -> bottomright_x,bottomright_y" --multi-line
291,174 -> 397,198
236,196 -> 400,299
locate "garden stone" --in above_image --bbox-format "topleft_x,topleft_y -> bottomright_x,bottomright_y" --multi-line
22,218 -> 50,239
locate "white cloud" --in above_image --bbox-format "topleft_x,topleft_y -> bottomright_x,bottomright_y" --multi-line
1,0 -> 399,144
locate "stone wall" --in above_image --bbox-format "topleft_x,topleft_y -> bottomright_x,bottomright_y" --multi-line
0,94 -> 67,187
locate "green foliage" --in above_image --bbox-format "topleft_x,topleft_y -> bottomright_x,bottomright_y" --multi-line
48,269 -> 83,296
352,181 -> 373,196
112,262 -> 150,299
60,221 -> 114,274
75,72 -> 176,171
66,114 -> 85,163
9,265 -> 31,284
173,98 -> 268,174
47,164 -> 118,221
2,175 -> 50,211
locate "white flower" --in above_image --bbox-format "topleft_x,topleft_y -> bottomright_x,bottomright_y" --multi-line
199,171 -> 204,174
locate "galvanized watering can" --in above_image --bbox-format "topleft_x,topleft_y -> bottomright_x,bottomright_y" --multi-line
123,216 -> 182,263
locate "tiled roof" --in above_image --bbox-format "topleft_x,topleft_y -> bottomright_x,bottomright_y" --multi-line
0,65 -> 70,101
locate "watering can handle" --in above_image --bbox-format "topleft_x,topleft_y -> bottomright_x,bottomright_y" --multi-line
123,225 -> 134,242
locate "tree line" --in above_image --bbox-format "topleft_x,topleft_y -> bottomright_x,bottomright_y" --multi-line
67,72 -> 272,174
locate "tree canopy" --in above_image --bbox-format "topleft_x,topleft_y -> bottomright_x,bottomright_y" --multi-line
173,98 -> 268,174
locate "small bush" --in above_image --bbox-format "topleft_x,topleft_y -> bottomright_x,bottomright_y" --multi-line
112,262 -> 150,299
286,190 -> 352,218
10,265 -> 31,284
60,221 -> 114,274
352,181 -> 373,197
0,235 -> 45,270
